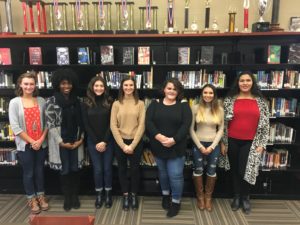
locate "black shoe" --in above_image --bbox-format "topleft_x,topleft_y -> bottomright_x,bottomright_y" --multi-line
105,190 -> 112,208
122,195 -> 129,211
95,191 -> 104,209
63,195 -> 72,211
231,195 -> 240,211
72,195 -> 81,209
162,195 -> 171,210
167,202 -> 180,218
241,196 -> 251,214
131,193 -> 139,210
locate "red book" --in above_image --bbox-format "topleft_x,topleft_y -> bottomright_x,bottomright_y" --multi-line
29,47 -> 42,65
0,48 -> 12,65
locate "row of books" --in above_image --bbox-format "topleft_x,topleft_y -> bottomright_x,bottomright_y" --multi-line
266,44 -> 300,64
36,71 -> 53,89
269,123 -> 296,144
0,98 -> 9,116
0,71 -> 14,88
0,148 -> 17,165
167,70 -> 226,89
260,149 -> 290,169
0,123 -> 14,141
254,70 -> 300,89
178,46 -> 214,65
269,98 -> 299,117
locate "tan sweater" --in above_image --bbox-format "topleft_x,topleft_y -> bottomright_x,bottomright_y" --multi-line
190,104 -> 224,150
110,96 -> 145,150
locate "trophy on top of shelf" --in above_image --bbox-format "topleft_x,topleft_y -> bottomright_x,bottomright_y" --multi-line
227,8 -> 237,33
92,1 -> 113,34
182,0 -> 199,34
252,0 -> 271,32
242,0 -> 251,33
46,0 -> 68,34
138,0 -> 159,34
115,1 -> 135,34
163,0 -> 178,34
202,0 -> 219,33
19,0 -> 47,34
270,0 -> 284,31
69,0 -> 91,33
0,0 -> 16,35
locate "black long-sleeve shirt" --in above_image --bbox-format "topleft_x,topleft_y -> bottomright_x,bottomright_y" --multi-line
82,96 -> 111,144
146,99 -> 192,159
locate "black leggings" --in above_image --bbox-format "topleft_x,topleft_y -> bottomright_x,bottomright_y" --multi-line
228,137 -> 252,196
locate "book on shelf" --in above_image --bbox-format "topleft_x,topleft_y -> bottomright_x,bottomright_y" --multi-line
29,47 -> 42,65
122,47 -> 135,65
100,45 -> 114,65
77,47 -> 90,64
288,43 -> 300,64
200,46 -> 214,65
0,48 -> 12,65
0,71 -> 14,88
178,47 -> 190,65
56,47 -> 70,65
267,45 -> 281,64
138,46 -> 150,65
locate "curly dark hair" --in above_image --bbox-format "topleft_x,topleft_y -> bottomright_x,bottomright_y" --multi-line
161,78 -> 184,101
227,71 -> 264,98
118,76 -> 139,104
15,72 -> 38,97
85,76 -> 112,108
52,68 -> 79,95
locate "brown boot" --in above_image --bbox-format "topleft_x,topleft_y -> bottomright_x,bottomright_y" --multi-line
37,194 -> 49,211
28,197 -> 41,214
193,175 -> 205,210
205,176 -> 217,212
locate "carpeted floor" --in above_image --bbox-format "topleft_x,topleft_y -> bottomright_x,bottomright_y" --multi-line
0,194 -> 299,225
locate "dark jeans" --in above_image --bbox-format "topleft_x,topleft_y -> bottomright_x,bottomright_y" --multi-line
114,139 -> 143,194
59,146 -> 79,175
154,156 -> 185,203
228,137 -> 252,196
87,137 -> 113,191
18,145 -> 47,198
192,141 -> 220,176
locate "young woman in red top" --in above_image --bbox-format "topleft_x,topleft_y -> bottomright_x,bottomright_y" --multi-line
222,71 -> 270,214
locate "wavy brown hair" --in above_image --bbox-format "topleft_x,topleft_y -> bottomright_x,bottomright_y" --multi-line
15,72 -> 38,97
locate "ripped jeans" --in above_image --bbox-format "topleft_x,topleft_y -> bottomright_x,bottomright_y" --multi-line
192,142 -> 220,177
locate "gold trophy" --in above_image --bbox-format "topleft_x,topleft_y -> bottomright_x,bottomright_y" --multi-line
115,1 -> 135,34
69,0 -> 91,33
138,0 -> 158,34
46,1 -> 68,34
0,0 -> 16,35
92,1 -> 113,34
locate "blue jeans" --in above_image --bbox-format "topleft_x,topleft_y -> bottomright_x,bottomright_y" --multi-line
155,156 -> 185,203
87,137 -> 113,191
192,142 -> 220,176
59,146 -> 79,175
17,145 -> 47,198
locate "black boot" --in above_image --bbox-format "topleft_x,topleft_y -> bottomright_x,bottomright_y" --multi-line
231,194 -> 240,211
241,195 -> 251,214
162,195 -> 171,210
70,171 -> 81,209
95,190 -> 104,209
167,202 -> 180,218
131,193 -> 139,210
105,190 -> 112,208
122,194 -> 129,211
60,175 -> 71,211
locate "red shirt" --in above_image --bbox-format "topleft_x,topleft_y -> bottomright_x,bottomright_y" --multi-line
228,99 -> 260,140
24,105 -> 42,141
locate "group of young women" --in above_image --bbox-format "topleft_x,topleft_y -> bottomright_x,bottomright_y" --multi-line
9,69 -> 269,217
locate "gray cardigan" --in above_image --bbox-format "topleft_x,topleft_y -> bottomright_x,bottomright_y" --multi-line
8,96 -> 47,151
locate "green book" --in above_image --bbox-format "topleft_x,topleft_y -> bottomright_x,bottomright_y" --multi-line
268,45 -> 281,64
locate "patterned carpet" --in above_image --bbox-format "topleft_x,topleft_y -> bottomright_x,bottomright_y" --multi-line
0,194 -> 300,225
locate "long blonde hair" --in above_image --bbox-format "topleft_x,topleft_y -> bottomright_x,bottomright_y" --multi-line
196,84 -> 222,125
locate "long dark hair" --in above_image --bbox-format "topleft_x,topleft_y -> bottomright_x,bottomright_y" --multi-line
85,76 -> 111,108
15,72 -> 38,97
227,71 -> 263,98
118,77 -> 139,104
161,78 -> 184,101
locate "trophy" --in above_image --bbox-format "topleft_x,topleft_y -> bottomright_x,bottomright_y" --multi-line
202,0 -> 219,33
92,1 -> 113,34
0,0 -> 15,35
242,0 -> 251,33
227,10 -> 237,33
270,0 -> 284,31
182,0 -> 198,34
252,0 -> 271,32
163,0 -> 178,34
46,1 -> 68,34
69,1 -> 91,33
138,0 -> 158,34
20,0 -> 47,34
115,1 -> 135,34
